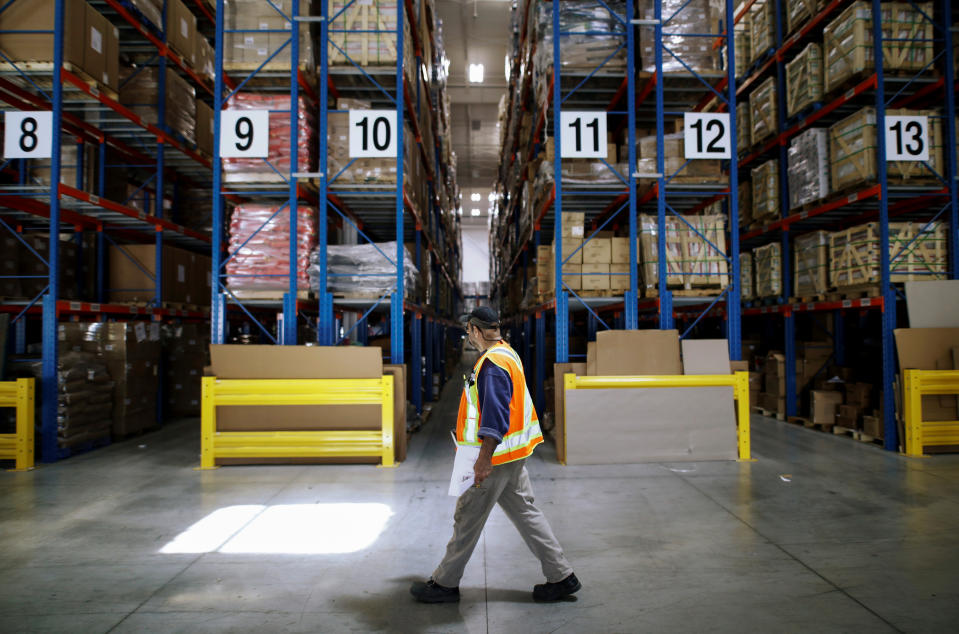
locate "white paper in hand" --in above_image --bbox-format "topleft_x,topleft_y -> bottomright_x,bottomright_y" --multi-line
448,440 -> 480,497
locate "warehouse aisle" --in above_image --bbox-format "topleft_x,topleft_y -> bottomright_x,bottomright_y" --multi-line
1,369 -> 959,633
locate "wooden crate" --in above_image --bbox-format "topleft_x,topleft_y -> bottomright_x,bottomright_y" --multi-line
734,23 -> 751,79
329,0 -> 413,68
785,42 -> 823,118
750,76 -> 778,144
829,221 -> 948,288
823,2 -> 935,94
740,252 -> 755,300
738,180 -> 752,229
639,214 -> 729,290
638,133 -> 724,183
747,1 -> 775,65
754,242 -> 782,298
786,0 -> 826,35
737,99 -> 752,153
829,107 -> 945,191
793,230 -> 830,297
751,159 -> 779,222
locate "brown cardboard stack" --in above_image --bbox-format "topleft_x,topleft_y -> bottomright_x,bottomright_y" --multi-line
637,132 -> 724,183
196,99 -> 214,156
29,143 -> 97,192
760,351 -> 786,415
225,0 -> 316,69
811,389 -> 842,425
166,0 -> 197,65
0,0 -> 119,93
109,244 -> 211,306
328,0 -> 411,70
793,231 -> 830,297
120,66 -> 197,144
798,340 -> 832,390
163,324 -> 209,418
638,214 -> 728,292
894,328 -> 959,453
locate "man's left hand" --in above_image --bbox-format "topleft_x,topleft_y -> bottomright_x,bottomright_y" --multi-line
473,456 -> 493,485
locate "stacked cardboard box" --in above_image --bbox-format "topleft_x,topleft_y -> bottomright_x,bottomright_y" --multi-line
785,43 -> 824,119
751,159 -> 779,223
225,0 -> 315,69
196,100 -> 214,156
792,231 -> 830,297
328,0 -> 410,70
0,0 -> 119,93
798,340 -> 832,391
638,214 -> 728,292
327,110 -> 406,185
638,132 -> 724,183
760,351 -> 786,415
787,128 -> 830,210
810,389 -> 842,425
109,244 -> 211,305
120,66 -> 197,144
753,241 -> 782,298
837,382 -> 873,429
163,324 -> 208,418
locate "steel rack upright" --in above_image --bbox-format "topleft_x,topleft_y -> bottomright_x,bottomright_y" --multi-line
0,0 -> 216,461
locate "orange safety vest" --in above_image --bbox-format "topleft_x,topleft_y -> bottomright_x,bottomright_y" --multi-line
455,341 -> 543,465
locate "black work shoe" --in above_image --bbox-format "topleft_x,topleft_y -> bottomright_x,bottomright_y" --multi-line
533,573 -> 581,602
410,579 -> 460,603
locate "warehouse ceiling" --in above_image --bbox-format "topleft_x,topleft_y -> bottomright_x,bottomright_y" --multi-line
435,0 -> 513,223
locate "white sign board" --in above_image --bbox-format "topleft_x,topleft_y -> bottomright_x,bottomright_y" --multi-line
219,110 -> 270,158
684,112 -> 731,159
560,111 -> 607,158
4,111 -> 53,159
885,115 -> 929,162
349,110 -> 398,158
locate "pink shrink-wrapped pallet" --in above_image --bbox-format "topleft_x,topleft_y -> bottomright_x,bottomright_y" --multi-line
222,93 -> 316,183
226,205 -> 318,292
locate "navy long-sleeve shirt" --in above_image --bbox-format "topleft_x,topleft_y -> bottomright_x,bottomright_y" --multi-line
476,359 -> 513,444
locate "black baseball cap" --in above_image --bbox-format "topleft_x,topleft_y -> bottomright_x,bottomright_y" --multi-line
459,306 -> 500,328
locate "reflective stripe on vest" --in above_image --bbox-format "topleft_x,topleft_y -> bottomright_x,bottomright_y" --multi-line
457,342 -> 543,465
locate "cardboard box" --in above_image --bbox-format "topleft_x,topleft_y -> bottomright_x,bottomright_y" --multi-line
845,382 -> 872,409
594,330 -> 682,376
581,263 -> 610,290
862,414 -> 883,439
83,6 -> 106,90
560,212 -> 585,239
563,264 -> 582,291
609,263 -> 630,291
196,99 -> 214,155
108,244 -> 193,304
553,239 -> 583,266
167,0 -> 197,64
836,404 -> 860,428
0,0 -> 86,72
554,362 -> 587,464
586,342 -> 597,376
894,328 -> 959,422
610,237 -> 631,264
582,238 -> 612,264
811,390 -> 842,425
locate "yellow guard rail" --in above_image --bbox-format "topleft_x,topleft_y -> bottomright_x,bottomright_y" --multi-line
200,376 -> 395,469
0,378 -> 35,471
564,372 -> 752,461
903,369 -> 959,457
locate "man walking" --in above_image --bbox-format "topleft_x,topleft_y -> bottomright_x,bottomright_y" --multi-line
411,306 -> 581,603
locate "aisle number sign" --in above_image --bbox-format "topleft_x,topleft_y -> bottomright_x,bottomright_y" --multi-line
350,110 -> 398,157
4,111 -> 53,159
560,112 -> 607,158
885,116 -> 929,162
683,113 -> 731,159
219,110 -> 270,158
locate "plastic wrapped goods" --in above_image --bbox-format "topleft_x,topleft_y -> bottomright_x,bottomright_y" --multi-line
749,77 -> 778,144
751,159 -> 779,222
223,94 -> 316,183
740,252 -> 754,300
308,241 -> 419,297
639,0 -> 725,73
638,214 -> 729,291
787,128 -> 830,210
753,242 -> 782,298
226,204 -> 318,291
120,66 -> 197,144
328,0 -> 412,68
793,231 -> 830,297
786,43 -> 824,118
535,0 -> 627,72
787,0 -> 826,35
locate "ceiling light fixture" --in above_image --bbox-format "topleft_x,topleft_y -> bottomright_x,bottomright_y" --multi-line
468,63 -> 484,83
470,193 -> 481,202
470,208 -> 481,216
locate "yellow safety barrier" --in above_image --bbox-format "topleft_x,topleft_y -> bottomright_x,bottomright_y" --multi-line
0,378 -> 35,471
564,372 -> 752,461
903,369 -> 959,457
200,376 -> 395,469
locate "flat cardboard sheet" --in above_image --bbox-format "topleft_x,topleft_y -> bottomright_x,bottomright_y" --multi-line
893,329 -> 959,422
553,362 -> 587,464
595,330 -> 682,375
564,387 -> 738,464
905,281 -> 959,328
586,342 -> 597,376
681,339 -> 732,375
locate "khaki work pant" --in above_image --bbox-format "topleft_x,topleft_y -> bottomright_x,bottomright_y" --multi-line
433,458 -> 573,587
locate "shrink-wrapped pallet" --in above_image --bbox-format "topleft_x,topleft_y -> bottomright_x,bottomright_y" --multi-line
120,66 -> 196,144
734,23 -> 750,79
793,231 -> 830,297
829,107 -> 944,191
823,2 -> 934,94
225,0 -> 316,69
753,242 -> 782,297
749,76 -> 778,144
746,1 -> 774,65
638,214 -> 728,291
751,159 -> 779,222
786,0 -> 825,35
785,43 -> 823,118
737,99 -> 751,153
223,94 -> 316,183
738,180 -> 752,229
829,221 -> 947,288
639,0 -> 724,73
740,251 -> 754,300
787,128 -> 829,210
308,242 -> 419,298
226,204 -> 318,292
637,132 -> 724,183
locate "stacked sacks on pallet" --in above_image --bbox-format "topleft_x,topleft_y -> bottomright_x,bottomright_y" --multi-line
226,205 -> 318,294
307,241 -> 419,299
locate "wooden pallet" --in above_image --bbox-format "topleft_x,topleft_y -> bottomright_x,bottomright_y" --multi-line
228,289 -> 314,301
0,61 -> 119,101
825,284 -> 882,302
643,287 -> 725,298
756,407 -> 787,421
789,294 -> 827,304
832,425 -> 859,439
788,415 -> 833,432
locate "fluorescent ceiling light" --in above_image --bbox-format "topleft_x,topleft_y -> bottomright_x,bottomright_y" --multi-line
488,192 -> 496,202
468,63 -> 484,83
470,193 -> 481,202
505,55 -> 511,81
470,208 -> 481,216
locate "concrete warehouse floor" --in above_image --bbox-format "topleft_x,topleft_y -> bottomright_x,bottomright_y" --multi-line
2,367 -> 959,633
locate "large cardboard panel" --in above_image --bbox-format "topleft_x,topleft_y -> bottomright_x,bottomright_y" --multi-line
586,342 -> 597,376
0,0 -> 86,71
565,387 -> 738,464
894,328 -> 959,421
681,339 -> 731,375
553,362 -> 586,464
83,6 -> 107,90
905,281 -> 959,328
595,329 -> 682,376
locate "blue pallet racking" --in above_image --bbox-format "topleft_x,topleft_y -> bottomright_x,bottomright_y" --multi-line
0,0 -> 217,461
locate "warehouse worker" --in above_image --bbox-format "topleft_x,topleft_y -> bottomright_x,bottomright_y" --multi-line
410,306 -> 581,603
